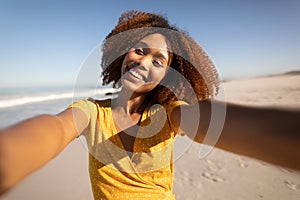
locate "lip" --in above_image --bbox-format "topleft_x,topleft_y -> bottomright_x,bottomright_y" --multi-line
124,64 -> 147,82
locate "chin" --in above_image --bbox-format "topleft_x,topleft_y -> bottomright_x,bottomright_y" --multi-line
121,79 -> 157,94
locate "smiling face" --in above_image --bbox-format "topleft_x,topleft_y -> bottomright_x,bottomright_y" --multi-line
121,33 -> 170,94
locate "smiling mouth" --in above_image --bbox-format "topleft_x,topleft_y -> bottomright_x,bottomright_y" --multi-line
128,69 -> 144,81
125,64 -> 146,82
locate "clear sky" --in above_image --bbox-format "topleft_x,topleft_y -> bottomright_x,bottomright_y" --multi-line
1,0 -> 299,88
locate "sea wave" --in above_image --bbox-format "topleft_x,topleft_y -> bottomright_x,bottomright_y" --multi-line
0,88 -> 119,109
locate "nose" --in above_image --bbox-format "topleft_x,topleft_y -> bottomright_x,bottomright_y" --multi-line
137,55 -> 152,70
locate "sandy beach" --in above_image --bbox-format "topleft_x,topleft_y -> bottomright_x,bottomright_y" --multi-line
1,74 -> 300,200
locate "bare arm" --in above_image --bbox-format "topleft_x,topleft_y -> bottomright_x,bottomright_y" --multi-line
171,100 -> 300,170
0,108 -> 88,195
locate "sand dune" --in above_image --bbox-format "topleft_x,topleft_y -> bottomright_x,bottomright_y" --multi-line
1,74 -> 300,200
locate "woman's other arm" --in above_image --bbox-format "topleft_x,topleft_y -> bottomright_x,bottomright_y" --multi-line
171,100 -> 300,170
0,108 -> 88,195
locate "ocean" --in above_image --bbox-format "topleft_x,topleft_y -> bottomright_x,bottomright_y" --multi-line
0,86 -> 119,128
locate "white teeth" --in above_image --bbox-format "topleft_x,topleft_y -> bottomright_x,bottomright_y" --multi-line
129,69 -> 144,81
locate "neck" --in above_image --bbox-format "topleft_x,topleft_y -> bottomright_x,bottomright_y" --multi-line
113,89 -> 148,115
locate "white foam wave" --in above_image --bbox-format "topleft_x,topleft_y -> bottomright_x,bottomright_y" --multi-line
0,88 -> 119,109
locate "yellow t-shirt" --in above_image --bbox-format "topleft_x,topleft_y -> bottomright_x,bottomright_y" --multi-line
69,98 -> 186,200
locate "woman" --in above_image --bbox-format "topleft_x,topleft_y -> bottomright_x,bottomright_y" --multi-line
0,10 -> 299,199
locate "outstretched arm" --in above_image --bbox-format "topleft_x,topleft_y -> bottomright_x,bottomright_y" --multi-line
171,100 -> 300,170
0,108 -> 88,195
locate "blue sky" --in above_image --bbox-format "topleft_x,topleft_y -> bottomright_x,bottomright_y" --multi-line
0,0 -> 299,88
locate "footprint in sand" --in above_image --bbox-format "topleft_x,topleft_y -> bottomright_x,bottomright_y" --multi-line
192,181 -> 202,189
201,172 -> 225,183
205,159 -> 223,172
177,171 -> 202,188
237,157 -> 249,168
279,167 -> 294,173
284,180 -> 300,192
178,171 -> 192,183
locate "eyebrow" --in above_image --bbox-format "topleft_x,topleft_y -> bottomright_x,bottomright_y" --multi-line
153,52 -> 168,63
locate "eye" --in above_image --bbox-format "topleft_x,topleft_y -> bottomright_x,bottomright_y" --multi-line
135,48 -> 144,55
153,60 -> 164,68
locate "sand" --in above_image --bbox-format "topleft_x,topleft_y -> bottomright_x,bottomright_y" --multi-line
1,74 -> 300,200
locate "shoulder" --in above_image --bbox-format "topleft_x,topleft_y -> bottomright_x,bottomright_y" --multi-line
164,100 -> 188,114
86,98 -> 111,108
67,98 -> 112,118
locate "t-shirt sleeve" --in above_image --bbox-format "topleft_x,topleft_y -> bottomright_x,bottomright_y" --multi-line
165,100 -> 188,135
67,99 -> 98,139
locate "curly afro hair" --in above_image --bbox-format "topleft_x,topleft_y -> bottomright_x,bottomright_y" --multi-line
101,10 -> 219,104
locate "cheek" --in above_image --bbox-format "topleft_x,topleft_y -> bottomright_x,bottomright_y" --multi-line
121,55 -> 129,74
121,52 -> 136,73
150,69 -> 168,82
